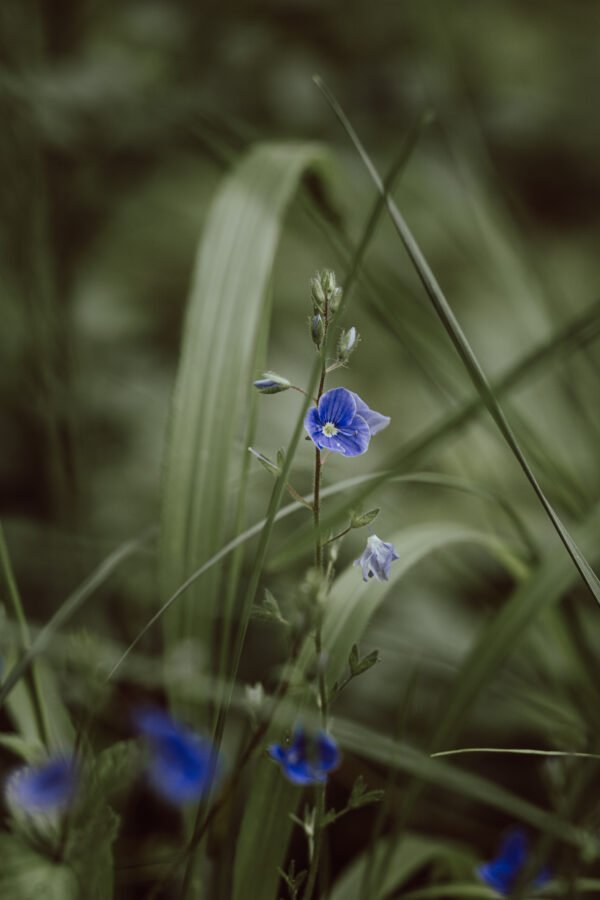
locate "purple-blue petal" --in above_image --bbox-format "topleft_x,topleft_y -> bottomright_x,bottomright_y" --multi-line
350,392 -> 390,435
476,862 -> 514,894
497,828 -> 528,869
316,732 -> 340,772
6,756 -> 76,813
314,415 -> 370,457
136,708 -> 219,806
317,388 -> 356,429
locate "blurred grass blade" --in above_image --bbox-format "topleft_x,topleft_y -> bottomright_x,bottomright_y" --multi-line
0,529 -> 153,712
269,470 -> 536,572
335,719 -> 591,850
430,500 -> 600,753
330,833 -> 473,900
314,75 -> 600,607
233,523 -> 514,900
159,141 -> 329,722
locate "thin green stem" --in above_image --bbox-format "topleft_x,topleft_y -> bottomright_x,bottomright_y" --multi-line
304,309 -> 330,900
0,523 -> 50,748
323,525 -> 352,547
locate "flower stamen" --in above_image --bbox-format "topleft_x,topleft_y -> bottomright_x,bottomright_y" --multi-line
322,422 -> 338,437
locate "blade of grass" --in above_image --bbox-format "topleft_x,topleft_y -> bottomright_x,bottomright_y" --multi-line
314,75 -> 600,608
0,523 -> 50,747
159,141 -> 330,726
0,528 -> 154,712
232,523 -> 517,900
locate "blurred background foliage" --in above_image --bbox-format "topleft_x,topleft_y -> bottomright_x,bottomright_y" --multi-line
2,0 -> 600,896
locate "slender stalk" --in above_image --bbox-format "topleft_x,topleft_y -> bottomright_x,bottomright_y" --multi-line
0,523 -> 50,747
304,300 -> 330,900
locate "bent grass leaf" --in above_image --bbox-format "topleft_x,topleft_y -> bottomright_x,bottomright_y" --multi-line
314,76 -> 600,607
0,835 -> 78,900
329,833 -> 474,900
159,142 -> 330,724
233,524 -> 515,900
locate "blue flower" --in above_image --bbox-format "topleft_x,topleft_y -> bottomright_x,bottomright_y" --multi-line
304,387 -> 389,457
477,828 -> 552,895
354,534 -> 399,582
268,726 -> 340,785
5,755 -> 76,814
135,708 -> 220,806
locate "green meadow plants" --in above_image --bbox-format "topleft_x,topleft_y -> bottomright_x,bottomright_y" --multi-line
3,68 -> 600,900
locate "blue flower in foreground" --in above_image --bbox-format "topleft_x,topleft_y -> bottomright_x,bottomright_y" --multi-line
477,828 -> 552,896
304,387 -> 389,457
268,726 -> 340,785
5,756 -> 76,813
135,708 -> 220,806
354,534 -> 399,582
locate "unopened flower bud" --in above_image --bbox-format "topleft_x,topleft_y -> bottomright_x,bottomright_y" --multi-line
253,372 -> 291,394
350,507 -> 380,528
337,326 -> 359,361
311,276 -> 326,312
329,286 -> 343,313
311,314 -> 325,349
320,269 -> 337,297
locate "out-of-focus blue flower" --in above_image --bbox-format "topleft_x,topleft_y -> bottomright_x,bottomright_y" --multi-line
477,828 -> 552,895
135,708 -> 219,806
5,756 -> 76,813
304,387 -> 388,457
268,726 -> 340,785
354,535 -> 399,582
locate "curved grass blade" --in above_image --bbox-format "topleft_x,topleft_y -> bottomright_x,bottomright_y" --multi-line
159,141 -> 330,722
0,529 -> 154,712
268,470 -> 536,573
432,748 -> 600,760
329,833 -> 471,900
232,523 -> 516,900
314,75 -> 600,608
430,500 -> 600,753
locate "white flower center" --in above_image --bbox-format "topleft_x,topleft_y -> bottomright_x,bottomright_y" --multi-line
322,422 -> 338,437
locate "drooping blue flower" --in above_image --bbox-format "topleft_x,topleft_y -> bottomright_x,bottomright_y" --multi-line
268,726 -> 340,785
304,387 -> 389,457
477,828 -> 552,895
5,755 -> 76,814
135,708 -> 220,806
354,534 -> 399,582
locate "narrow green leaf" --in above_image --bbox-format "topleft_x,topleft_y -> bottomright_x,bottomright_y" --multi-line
232,524 -> 513,900
159,142 -> 330,723
314,76 -> 600,607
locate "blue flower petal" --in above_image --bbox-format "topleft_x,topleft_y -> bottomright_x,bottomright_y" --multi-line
350,392 -> 390,436
477,828 -> 550,896
354,535 -> 399,582
317,388 -> 356,429
312,415 -> 370,456
496,828 -> 528,869
316,732 -> 340,772
5,756 -> 76,813
476,862 -> 514,894
269,727 -> 341,786
136,708 -> 219,806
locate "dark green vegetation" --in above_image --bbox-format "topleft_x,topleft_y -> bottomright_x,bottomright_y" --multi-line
2,2 -> 600,898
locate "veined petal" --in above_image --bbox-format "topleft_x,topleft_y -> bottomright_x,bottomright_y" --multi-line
317,388 -> 356,429
330,416 -> 371,457
350,392 -> 390,435
305,406 -> 324,444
